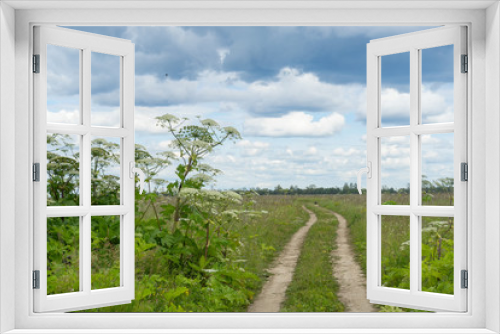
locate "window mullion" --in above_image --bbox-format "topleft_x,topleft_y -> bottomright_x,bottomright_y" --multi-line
82,47 -> 92,294
409,47 -> 420,294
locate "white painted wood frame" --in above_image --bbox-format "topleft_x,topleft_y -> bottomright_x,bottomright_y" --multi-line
3,3 -> 495,333
366,26 -> 467,312
32,26 -> 135,313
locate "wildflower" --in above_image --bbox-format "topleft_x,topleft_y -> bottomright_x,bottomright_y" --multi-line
197,163 -> 214,172
158,151 -> 177,160
190,174 -> 213,183
191,140 -> 212,151
200,118 -> 219,127
179,188 -> 199,197
156,114 -> 180,126
200,189 -> 223,200
223,191 -> 243,202
223,126 -> 241,137
399,240 -> 410,250
222,210 -> 239,219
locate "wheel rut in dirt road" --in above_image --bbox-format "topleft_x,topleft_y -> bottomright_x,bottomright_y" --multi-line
327,209 -> 376,312
247,206 -> 317,312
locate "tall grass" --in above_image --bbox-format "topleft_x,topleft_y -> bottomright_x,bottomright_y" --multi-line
236,195 -> 310,295
315,193 -> 454,312
79,194 -> 309,312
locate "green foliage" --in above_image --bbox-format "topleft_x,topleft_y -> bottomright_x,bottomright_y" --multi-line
47,115 -> 287,312
47,134 -> 79,206
90,138 -> 120,205
46,217 -> 79,295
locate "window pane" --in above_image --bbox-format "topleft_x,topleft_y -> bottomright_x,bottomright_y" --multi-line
91,137 -> 121,205
91,215 -> 121,290
381,215 -> 410,290
47,133 -> 80,206
47,217 -> 80,295
421,45 -> 454,124
47,44 -> 80,125
421,133 -> 454,206
381,136 -> 410,205
91,52 -> 121,127
380,52 -> 410,127
421,217 -> 454,294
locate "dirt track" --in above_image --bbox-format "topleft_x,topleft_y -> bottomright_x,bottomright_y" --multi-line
329,210 -> 376,312
247,206 -> 374,313
247,206 -> 317,312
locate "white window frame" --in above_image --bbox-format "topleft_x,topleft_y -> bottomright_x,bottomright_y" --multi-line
1,1 -> 499,333
33,25 -> 136,313
366,26 -> 468,312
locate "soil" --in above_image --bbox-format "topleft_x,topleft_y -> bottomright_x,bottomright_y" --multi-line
247,206 -> 317,312
328,210 -> 376,312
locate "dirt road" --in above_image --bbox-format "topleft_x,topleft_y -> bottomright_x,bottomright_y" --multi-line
329,210 -> 376,312
247,206 -> 317,312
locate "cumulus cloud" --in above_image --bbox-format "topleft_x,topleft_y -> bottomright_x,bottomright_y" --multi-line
217,48 -> 230,65
244,111 -> 345,137
421,84 -> 454,123
380,88 -> 410,125
370,84 -> 453,126
333,147 -> 363,157
47,109 -> 79,124
235,139 -> 270,156
47,107 -> 120,127
135,68 -> 365,115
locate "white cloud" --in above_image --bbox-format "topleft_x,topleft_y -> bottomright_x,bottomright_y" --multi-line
333,147 -> 362,157
150,140 -> 173,151
306,146 -> 318,155
135,68 -> 365,115
235,139 -> 270,156
421,84 -> 454,123
421,134 -> 441,145
380,88 -> 410,123
47,108 -> 121,128
91,109 -> 121,127
217,48 -> 230,65
244,111 -> 345,137
373,84 -> 453,125
47,109 -> 79,124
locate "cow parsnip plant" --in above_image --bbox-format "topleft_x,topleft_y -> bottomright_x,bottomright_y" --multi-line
47,115 -> 268,312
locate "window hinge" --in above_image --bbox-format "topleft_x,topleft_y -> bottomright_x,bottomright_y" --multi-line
461,270 -> 468,289
461,162 -> 468,181
33,270 -> 40,289
33,163 -> 40,182
461,54 -> 468,73
33,54 -> 40,73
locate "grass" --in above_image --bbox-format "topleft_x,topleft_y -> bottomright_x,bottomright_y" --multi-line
281,202 -> 345,312
78,194 -> 310,312
315,195 -> 368,273
236,195 -> 310,297
315,193 -> 452,312
61,193 -> 452,312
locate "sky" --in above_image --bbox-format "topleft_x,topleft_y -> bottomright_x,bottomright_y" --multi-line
47,26 -> 455,190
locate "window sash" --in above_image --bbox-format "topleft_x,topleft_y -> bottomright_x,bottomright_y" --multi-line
366,26 -> 468,312
33,25 -> 136,313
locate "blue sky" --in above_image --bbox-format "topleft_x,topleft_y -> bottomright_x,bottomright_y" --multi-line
47,26 -> 455,190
